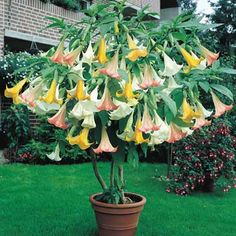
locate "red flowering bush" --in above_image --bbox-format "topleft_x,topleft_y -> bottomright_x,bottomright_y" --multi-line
167,119 -> 236,195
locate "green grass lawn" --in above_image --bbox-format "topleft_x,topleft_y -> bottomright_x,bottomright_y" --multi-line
0,163 -> 235,236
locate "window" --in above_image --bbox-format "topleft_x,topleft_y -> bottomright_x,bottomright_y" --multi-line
80,0 -> 92,10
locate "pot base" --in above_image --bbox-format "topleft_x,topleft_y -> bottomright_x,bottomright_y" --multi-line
90,192 -> 146,236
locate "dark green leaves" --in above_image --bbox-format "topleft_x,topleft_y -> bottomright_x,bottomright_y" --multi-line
159,92 -> 177,116
211,84 -> 234,101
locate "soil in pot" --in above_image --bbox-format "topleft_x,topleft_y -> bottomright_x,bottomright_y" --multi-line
90,192 -> 146,236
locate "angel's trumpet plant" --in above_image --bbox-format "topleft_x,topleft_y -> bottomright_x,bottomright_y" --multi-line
166,123 -> 187,143
21,81 -> 44,107
139,104 -> 160,133
100,50 -> 121,79
40,79 -> 63,105
48,103 -> 68,129
50,40 -> 65,64
180,98 -> 202,123
211,91 -> 233,118
97,86 -> 118,111
64,47 -> 81,66
180,47 -> 202,73
47,144 -> 61,161
126,33 -> 148,62
4,78 -> 27,104
93,127 -> 118,154
199,44 -> 219,66
139,65 -> 163,89
67,127 -> 92,150
160,52 -> 183,77
97,37 -> 108,64
67,80 -> 90,101
126,118 -> 149,145
116,73 -> 139,102
82,41 -> 94,65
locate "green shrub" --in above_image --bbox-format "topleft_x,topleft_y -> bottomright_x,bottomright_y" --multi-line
40,0 -> 89,11
0,52 -> 40,94
16,116 -> 89,164
1,105 -> 31,162
167,118 -> 236,195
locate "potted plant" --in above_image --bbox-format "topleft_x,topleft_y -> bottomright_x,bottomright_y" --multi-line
4,0 -> 234,235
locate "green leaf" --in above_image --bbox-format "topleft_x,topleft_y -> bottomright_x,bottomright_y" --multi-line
117,69 -> 128,81
210,84 -> 234,101
199,81 -> 210,93
98,111 -> 109,126
159,92 -> 177,116
172,32 -> 187,42
217,67 -> 236,74
127,143 -> 139,168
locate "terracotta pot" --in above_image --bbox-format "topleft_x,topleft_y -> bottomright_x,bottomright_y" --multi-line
90,192 -> 146,236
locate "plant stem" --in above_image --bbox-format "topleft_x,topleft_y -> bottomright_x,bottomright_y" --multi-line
167,144 -> 173,178
91,156 -> 107,190
110,157 -> 115,188
118,165 -> 126,203
118,165 -> 124,186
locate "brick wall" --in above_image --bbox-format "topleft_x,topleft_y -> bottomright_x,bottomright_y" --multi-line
4,0 -> 84,43
2,0 -> 160,48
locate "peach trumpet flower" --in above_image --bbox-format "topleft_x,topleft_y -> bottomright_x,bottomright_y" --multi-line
139,65 -> 163,89
199,44 -> 219,66
93,127 -> 118,154
64,47 -> 81,66
48,103 -> 69,129
139,104 -> 160,133
193,117 -> 212,130
166,123 -> 187,143
211,91 -> 233,118
97,86 -> 119,111
21,80 -> 44,107
100,50 -> 121,79
50,40 -> 65,64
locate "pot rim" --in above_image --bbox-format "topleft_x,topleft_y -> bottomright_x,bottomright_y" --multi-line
89,192 -> 146,209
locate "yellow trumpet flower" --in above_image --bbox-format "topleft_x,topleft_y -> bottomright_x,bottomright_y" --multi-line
66,128 -> 92,150
75,80 -> 90,100
4,78 -> 27,104
40,79 -> 63,105
126,118 -> 149,145
180,47 -> 201,73
127,49 -> 148,62
114,21 -> 119,34
116,73 -> 138,101
126,33 -> 148,62
180,98 -> 202,123
97,37 -> 108,64
127,33 -> 137,50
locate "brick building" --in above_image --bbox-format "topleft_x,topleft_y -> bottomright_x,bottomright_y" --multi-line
0,0 -> 179,55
